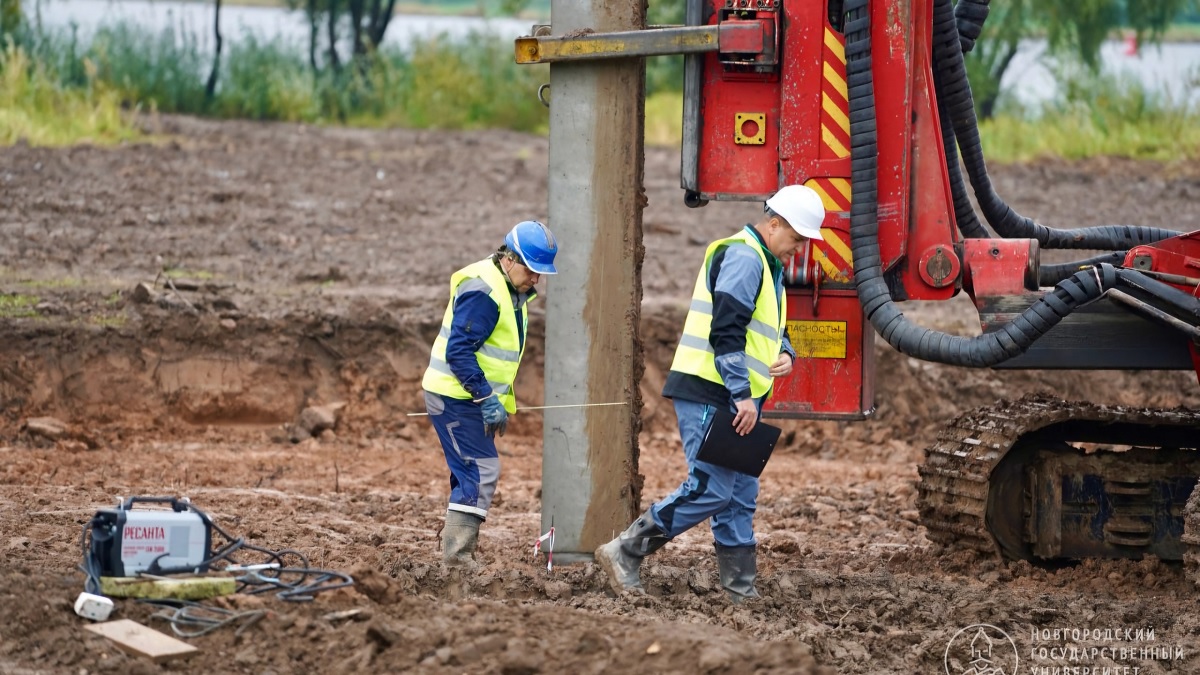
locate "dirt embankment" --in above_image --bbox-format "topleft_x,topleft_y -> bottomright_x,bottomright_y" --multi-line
1,116 -> 1199,674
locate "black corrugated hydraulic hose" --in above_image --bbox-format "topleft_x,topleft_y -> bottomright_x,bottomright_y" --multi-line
933,50 -> 990,239
1038,251 -> 1128,286
933,0 -> 1132,271
844,0 -> 1119,366
928,0 -> 1179,250
932,0 -> 1144,268
953,0 -> 989,54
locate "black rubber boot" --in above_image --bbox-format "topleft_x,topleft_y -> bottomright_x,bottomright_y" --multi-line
715,544 -> 761,604
442,510 -> 483,566
594,510 -> 670,594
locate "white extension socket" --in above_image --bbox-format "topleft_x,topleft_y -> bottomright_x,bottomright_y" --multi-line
74,592 -> 114,621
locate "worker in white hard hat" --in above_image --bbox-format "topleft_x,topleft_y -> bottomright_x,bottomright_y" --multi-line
422,220 -> 559,566
595,184 -> 825,602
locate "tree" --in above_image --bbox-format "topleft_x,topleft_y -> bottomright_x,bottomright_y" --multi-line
285,0 -> 398,74
484,0 -> 1197,108
498,0 -> 686,93
957,0 -> 1028,120
958,0 -> 1198,118
205,0 -> 224,101
1,0 -> 20,38
646,0 -> 686,94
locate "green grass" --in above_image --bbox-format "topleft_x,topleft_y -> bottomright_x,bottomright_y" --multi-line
981,66 -> 1200,162
1162,23 -> 1200,42
645,66 -> 1200,162
645,91 -> 682,148
387,35 -> 548,131
978,110 -> 1200,162
0,44 -> 139,146
7,20 -> 550,132
17,277 -> 83,288
395,0 -> 549,18
216,33 -> 318,121
3,14 -> 1197,162
87,313 -> 127,328
164,268 -> 216,280
0,293 -> 40,318
217,0 -> 551,19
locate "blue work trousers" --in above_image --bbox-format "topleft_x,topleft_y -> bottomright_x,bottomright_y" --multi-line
424,391 -> 500,519
649,399 -> 759,548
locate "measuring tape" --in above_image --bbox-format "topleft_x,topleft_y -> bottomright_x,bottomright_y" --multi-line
406,401 -> 628,417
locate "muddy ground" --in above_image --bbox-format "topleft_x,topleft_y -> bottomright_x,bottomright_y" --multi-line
1,116 -> 1199,674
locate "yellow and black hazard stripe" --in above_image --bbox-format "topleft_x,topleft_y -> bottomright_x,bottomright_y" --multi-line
805,27 -> 854,283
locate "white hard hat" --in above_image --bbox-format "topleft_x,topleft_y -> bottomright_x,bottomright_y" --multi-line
765,184 -> 826,239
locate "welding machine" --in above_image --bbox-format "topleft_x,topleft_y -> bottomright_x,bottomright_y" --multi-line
86,496 -> 214,577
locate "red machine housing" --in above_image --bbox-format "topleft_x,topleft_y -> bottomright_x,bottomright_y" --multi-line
681,0 -> 1200,417
683,0 -> 960,418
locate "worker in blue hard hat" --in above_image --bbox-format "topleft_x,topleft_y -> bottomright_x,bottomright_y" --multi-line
596,184 -> 825,603
421,220 -> 558,565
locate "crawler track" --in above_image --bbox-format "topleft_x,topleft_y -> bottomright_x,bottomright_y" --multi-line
1184,487 -> 1200,586
917,394 -> 1200,561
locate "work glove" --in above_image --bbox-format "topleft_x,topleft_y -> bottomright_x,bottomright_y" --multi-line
479,394 -> 508,439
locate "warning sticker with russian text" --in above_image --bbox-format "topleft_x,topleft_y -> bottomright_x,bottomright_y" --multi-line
787,320 -> 847,359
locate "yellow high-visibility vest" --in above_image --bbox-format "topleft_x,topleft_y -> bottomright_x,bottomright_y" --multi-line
669,229 -> 785,399
422,259 -> 530,413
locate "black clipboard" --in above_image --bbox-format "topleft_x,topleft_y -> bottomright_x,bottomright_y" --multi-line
696,407 -> 782,478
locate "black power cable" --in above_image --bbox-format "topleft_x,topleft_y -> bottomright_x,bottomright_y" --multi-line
140,600 -> 268,638
80,498 -> 354,618
174,502 -> 354,601
79,521 -> 104,596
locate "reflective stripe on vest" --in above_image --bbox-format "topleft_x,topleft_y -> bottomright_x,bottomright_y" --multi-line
421,259 -> 530,413
668,230 -> 785,399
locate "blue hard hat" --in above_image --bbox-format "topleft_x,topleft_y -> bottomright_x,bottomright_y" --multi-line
505,220 -> 559,275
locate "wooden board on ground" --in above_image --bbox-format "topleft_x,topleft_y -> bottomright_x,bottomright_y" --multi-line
84,619 -> 198,662
100,575 -> 237,600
